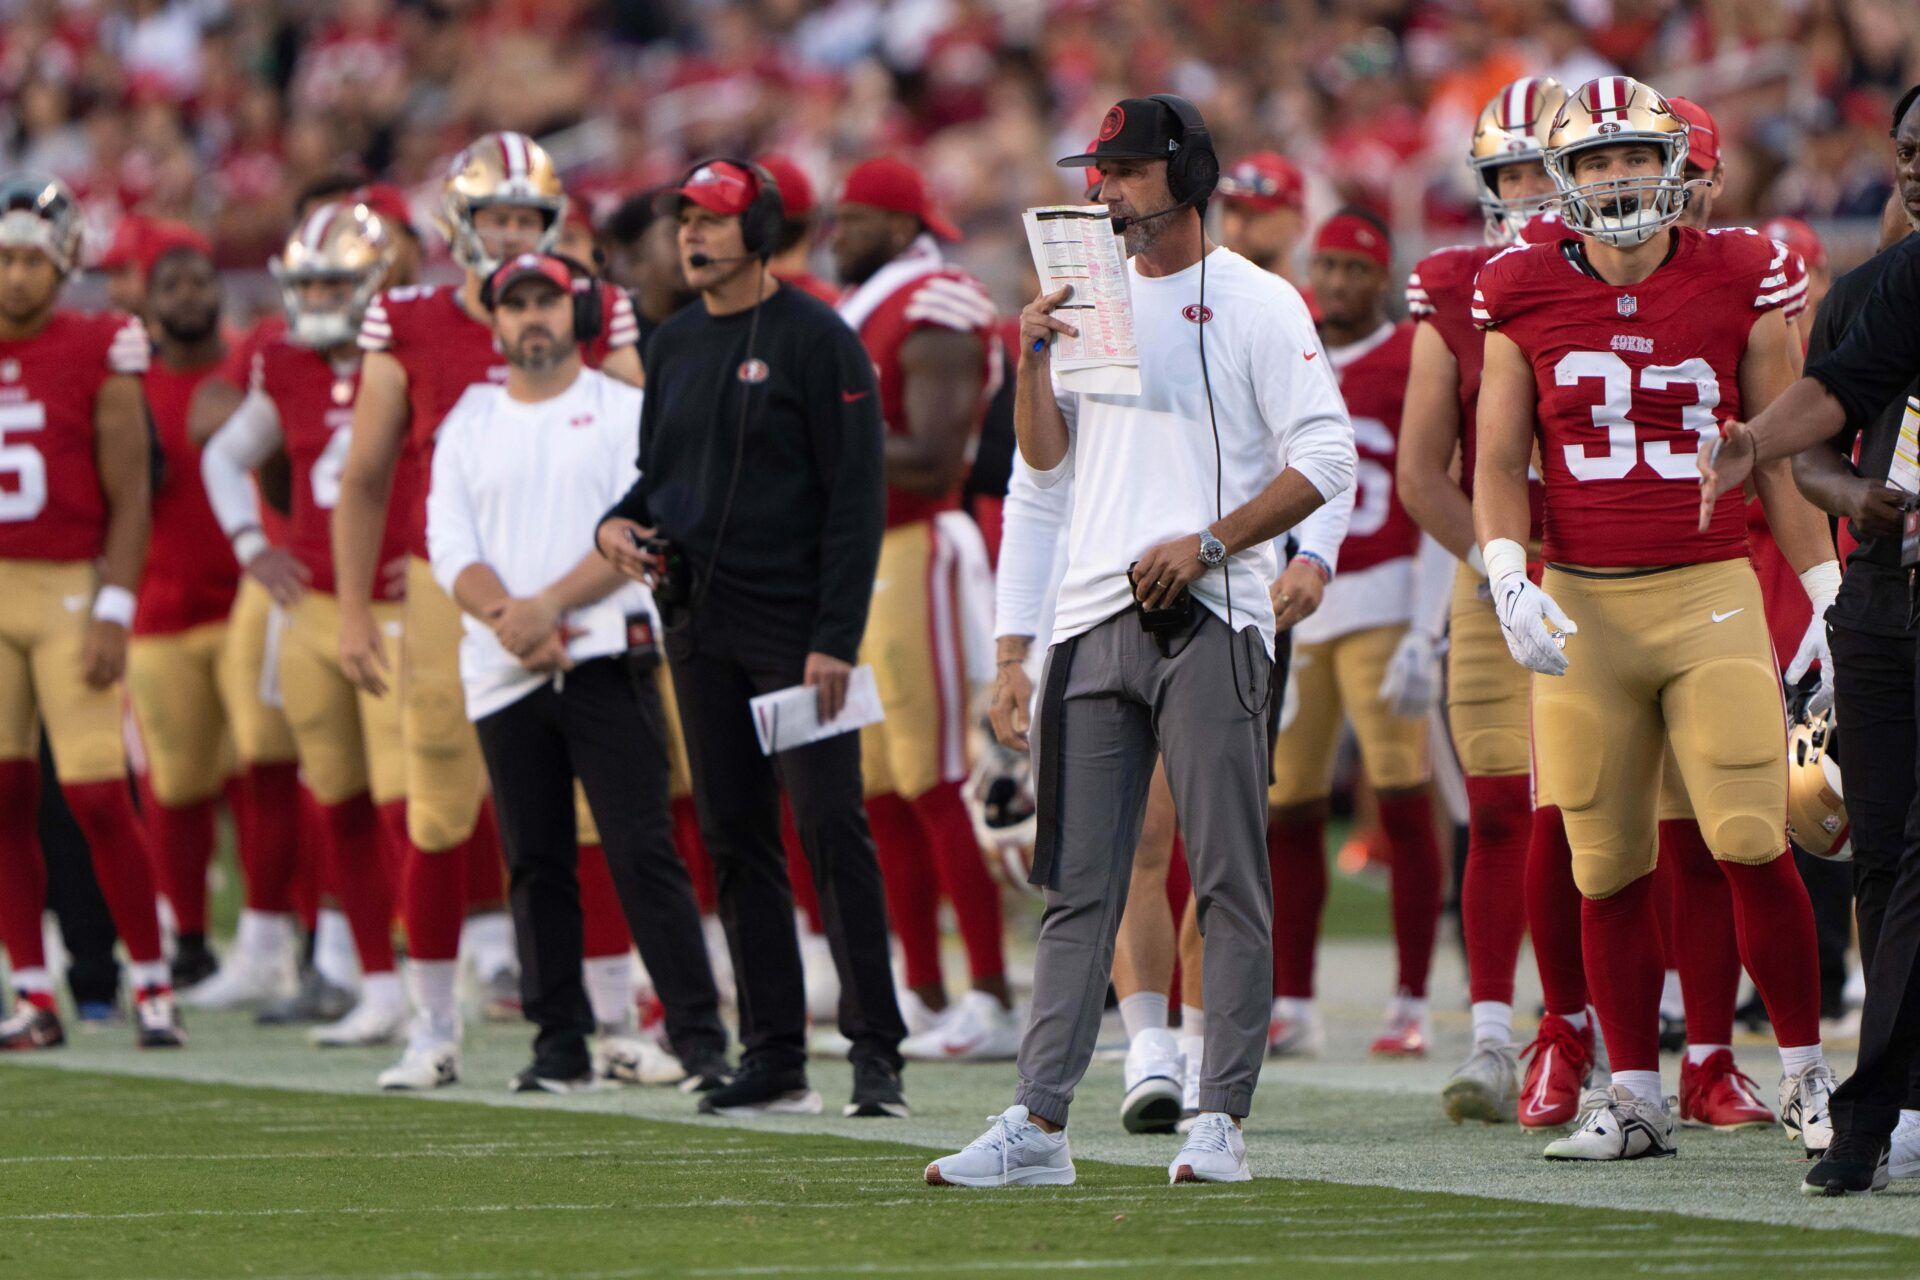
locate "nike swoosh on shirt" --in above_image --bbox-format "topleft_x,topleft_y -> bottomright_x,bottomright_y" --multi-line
1302,351 -> 1318,362
1710,609 -> 1744,623
841,389 -> 870,403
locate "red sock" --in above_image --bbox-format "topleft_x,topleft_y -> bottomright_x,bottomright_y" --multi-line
867,793 -> 942,990
1661,820 -> 1738,1047
234,763 -> 300,914
1378,791 -> 1442,999
375,801 -> 408,892
1581,873 -> 1663,1073
672,796 -> 716,914
1650,849 -> 1677,970
1722,853 -> 1823,1048
61,779 -> 164,964
319,794 -> 396,973
403,841 -> 466,962
462,800 -> 506,912
0,761 -> 47,971
782,798 -> 823,933
146,797 -> 214,935
913,781 -> 1005,983
1526,804 -> 1588,1016
1461,775 -> 1531,1005
291,786 -> 323,930
578,842 -> 633,959
1267,813 -> 1327,998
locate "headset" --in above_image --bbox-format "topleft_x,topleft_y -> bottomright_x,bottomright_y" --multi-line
679,157 -> 785,266
479,251 -> 604,344
1151,93 -> 1220,211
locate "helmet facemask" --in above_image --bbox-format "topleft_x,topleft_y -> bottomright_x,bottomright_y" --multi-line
1546,132 -> 1692,249
271,202 -> 393,349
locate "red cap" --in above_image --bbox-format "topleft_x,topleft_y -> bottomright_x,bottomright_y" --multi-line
754,153 -> 816,219
139,220 -> 214,275
838,157 -> 960,241
97,214 -> 155,273
1761,215 -> 1827,273
1311,213 -> 1390,267
1668,96 -> 1721,174
486,253 -> 573,305
662,160 -> 763,217
353,183 -> 415,236
1218,151 -> 1304,213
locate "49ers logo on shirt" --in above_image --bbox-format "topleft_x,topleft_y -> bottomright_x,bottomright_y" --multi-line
1182,304 -> 1213,324
737,358 -> 770,384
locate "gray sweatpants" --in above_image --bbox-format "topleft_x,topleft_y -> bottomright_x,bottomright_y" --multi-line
1015,609 -> 1274,1124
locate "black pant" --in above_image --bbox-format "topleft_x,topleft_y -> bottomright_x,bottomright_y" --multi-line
473,657 -> 726,1074
1830,620 -> 1920,1134
666,598 -> 904,1074
38,736 -> 120,1006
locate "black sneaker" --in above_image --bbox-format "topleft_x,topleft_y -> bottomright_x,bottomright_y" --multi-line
171,935 -> 219,990
134,987 -> 185,1049
256,967 -> 355,1025
1802,1132 -> 1891,1197
697,1059 -> 822,1116
510,1062 -> 595,1095
677,1052 -> 733,1094
845,1058 -> 909,1118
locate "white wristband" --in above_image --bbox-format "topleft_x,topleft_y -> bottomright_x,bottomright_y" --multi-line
232,528 -> 268,568
91,584 -> 135,628
1481,537 -> 1528,587
1466,544 -> 1487,577
1798,559 -> 1841,612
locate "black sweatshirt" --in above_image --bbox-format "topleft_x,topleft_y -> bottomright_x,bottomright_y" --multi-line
605,281 -> 885,662
1807,234 -> 1920,638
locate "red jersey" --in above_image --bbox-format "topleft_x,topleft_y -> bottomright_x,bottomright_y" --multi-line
253,339 -> 411,600
836,251 -> 998,528
774,269 -> 838,305
1328,321 -> 1420,575
1473,225 -> 1795,568
0,310 -> 149,562
217,315 -> 292,547
137,358 -> 240,635
357,280 -> 638,554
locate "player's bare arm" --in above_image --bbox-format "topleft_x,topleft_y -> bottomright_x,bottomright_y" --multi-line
888,327 -> 984,495
1742,308 -> 1836,576
600,343 -> 643,389
87,371 -> 151,689
186,372 -> 243,448
990,634 -> 1034,750
1397,320 -> 1474,561
332,347 -> 408,695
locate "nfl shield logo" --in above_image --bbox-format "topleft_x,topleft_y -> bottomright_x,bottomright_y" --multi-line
1617,294 -> 1637,318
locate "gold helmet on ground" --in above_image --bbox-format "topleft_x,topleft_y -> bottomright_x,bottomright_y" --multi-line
270,201 -> 394,349
439,131 -> 566,277
1544,76 -> 1692,248
1785,708 -> 1849,860
1468,77 -> 1567,245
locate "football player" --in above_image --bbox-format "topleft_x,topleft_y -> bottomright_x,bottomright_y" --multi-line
1217,152 -> 1307,287
1472,76 -> 1835,1162
0,174 -> 180,1049
1265,210 -> 1449,1058
330,133 -> 644,1089
201,202 -> 414,1048
758,154 -> 837,304
829,156 -> 1016,1058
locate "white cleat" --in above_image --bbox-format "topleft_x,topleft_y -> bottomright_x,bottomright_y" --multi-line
1442,1039 -> 1519,1124
1780,1061 -> 1837,1156
181,955 -> 295,1011
310,991 -> 409,1048
898,989 -> 945,1040
1267,999 -> 1325,1058
594,1033 -> 685,1086
1169,1112 -> 1251,1184
1175,1033 -> 1203,1134
378,1042 -> 460,1091
1892,1113 -> 1920,1181
1542,1085 -> 1676,1161
924,1105 -> 1075,1187
900,991 -> 1021,1061
1120,1027 -> 1185,1135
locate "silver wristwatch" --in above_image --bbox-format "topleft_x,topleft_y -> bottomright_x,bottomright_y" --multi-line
1197,530 -> 1227,568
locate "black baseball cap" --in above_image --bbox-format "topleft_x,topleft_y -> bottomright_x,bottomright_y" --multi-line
1057,98 -> 1182,168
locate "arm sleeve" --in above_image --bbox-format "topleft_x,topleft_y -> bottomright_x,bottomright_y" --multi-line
1408,533 -> 1456,639
994,455 -> 1070,639
1805,239 -> 1920,431
1254,302 -> 1355,503
1286,468 -> 1355,574
805,325 -> 888,662
199,389 -> 283,539
425,414 -> 483,598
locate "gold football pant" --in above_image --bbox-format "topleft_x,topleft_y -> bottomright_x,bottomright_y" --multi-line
1270,624 -> 1431,808
220,577 -> 299,767
0,559 -> 127,782
280,591 -> 407,806
860,520 -> 970,801
401,558 -> 485,852
127,621 -> 236,806
1446,563 -> 1531,778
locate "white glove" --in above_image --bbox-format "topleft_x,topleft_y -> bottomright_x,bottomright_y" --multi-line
1378,630 -> 1442,717
1492,573 -> 1577,676
1786,560 -> 1840,718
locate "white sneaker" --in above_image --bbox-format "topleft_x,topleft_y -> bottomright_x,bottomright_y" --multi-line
182,953 -> 294,1011
595,1033 -> 684,1085
1542,1085 -> 1676,1161
900,991 -> 1021,1061
924,1105 -> 1075,1187
1575,1084 -> 1612,1123
1175,1033 -> 1204,1133
898,989 -> 946,1040
1267,999 -> 1325,1058
1442,1039 -> 1519,1123
800,924 -> 840,1023
310,991 -> 408,1048
1891,1112 -> 1920,1181
1169,1111 -> 1251,1183
1120,1028 -> 1184,1135
1780,1060 -> 1837,1156
378,1042 -> 460,1091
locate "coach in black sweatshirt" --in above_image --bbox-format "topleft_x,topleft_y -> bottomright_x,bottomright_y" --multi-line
598,159 -> 907,1122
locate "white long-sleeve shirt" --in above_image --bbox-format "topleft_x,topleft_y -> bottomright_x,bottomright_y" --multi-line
200,389 -> 283,559
1032,246 -> 1355,652
426,368 -> 656,719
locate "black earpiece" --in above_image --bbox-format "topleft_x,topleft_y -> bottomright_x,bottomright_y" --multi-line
479,252 -> 604,344
1149,94 -> 1219,211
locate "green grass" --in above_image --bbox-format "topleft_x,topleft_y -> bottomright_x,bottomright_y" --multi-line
1,1065 -> 1912,1280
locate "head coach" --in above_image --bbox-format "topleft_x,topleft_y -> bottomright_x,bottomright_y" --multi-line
596,159 -> 909,1122
926,96 -> 1354,1189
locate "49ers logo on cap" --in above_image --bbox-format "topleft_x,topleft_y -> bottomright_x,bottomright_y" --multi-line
1182,304 -> 1212,324
737,358 -> 770,384
1098,105 -> 1126,142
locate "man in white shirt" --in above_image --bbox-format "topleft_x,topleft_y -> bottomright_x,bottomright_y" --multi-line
928,96 -> 1354,1189
426,254 -> 726,1093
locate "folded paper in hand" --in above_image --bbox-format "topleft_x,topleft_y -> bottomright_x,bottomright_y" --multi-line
749,665 -> 885,756
1021,204 -> 1141,396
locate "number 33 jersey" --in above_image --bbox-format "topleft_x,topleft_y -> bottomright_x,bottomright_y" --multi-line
0,310 -> 148,561
1472,224 -> 1796,568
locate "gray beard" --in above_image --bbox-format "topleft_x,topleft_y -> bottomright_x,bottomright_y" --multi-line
1122,214 -> 1169,258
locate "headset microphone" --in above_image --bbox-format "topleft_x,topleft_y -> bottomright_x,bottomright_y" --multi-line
687,251 -> 760,268
1109,192 -> 1198,235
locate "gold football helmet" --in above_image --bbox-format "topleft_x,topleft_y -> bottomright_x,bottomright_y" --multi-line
1785,708 -> 1849,860
1544,76 -> 1692,248
440,131 -> 565,277
270,201 -> 394,349
1468,77 -> 1567,244
0,172 -> 83,276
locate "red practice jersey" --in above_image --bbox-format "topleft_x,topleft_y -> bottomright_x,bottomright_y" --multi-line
137,358 -> 240,635
837,255 -> 999,528
253,339 -> 411,599
1472,225 -> 1797,569
0,310 -> 149,562
358,280 -> 637,554
1327,320 -> 1420,575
